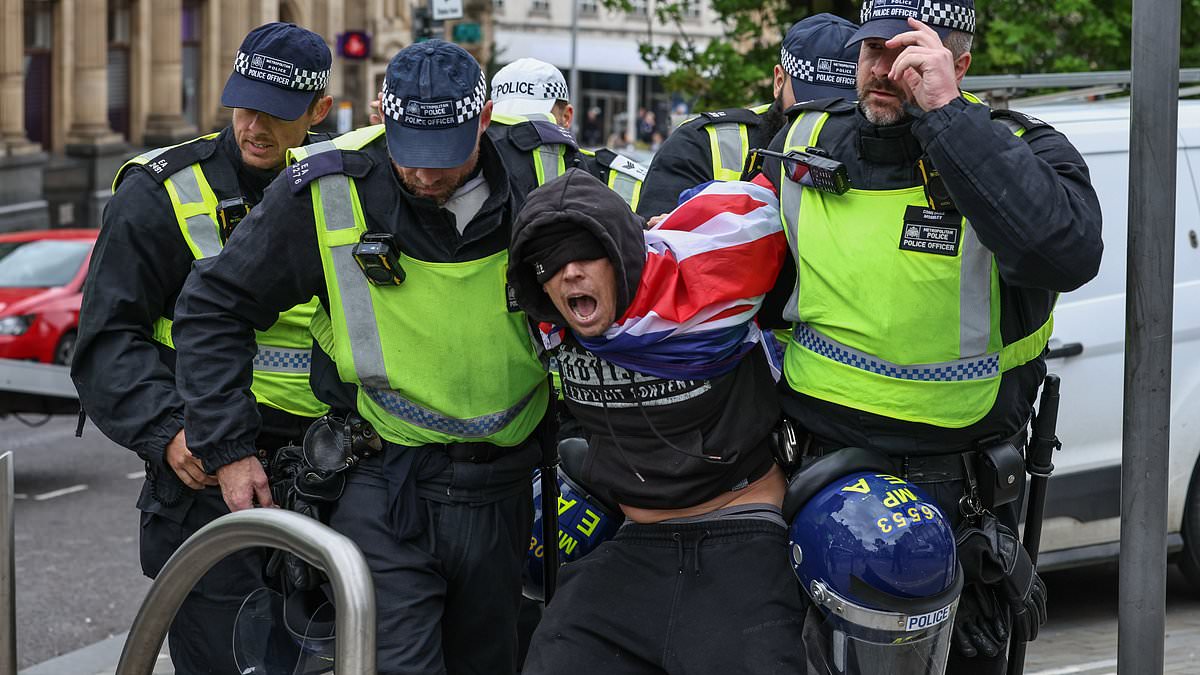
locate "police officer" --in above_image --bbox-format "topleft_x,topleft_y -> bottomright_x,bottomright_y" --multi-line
488,58 -> 648,210
636,13 -> 859,218
71,22 -> 333,674
761,2 -> 1103,673
172,40 -> 548,674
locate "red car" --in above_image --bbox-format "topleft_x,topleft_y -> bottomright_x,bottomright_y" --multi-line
0,229 -> 98,364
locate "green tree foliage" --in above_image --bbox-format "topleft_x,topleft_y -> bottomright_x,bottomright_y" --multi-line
605,0 -> 1200,110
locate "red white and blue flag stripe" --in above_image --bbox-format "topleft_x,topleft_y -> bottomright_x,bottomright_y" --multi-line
540,177 -> 787,381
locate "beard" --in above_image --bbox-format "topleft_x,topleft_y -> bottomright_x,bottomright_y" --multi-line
396,147 -> 479,206
856,75 -> 910,126
761,95 -> 788,144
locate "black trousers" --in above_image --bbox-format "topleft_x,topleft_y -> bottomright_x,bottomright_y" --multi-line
328,451 -> 535,675
524,519 -> 809,675
139,485 -> 266,675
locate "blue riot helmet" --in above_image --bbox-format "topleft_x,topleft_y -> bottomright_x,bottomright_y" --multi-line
787,449 -> 963,675
233,586 -> 336,674
524,437 -> 623,601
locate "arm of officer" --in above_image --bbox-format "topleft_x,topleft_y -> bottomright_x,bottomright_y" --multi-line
71,169 -> 213,487
636,122 -> 717,219
173,174 -> 325,511
894,21 -> 1103,292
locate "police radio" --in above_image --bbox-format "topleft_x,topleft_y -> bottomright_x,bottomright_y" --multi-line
352,232 -> 405,286
745,147 -> 850,195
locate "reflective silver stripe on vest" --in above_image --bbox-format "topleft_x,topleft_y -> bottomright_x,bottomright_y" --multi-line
536,146 -> 563,182
794,322 -> 1000,381
135,145 -> 171,163
610,173 -> 638,206
253,347 -> 313,373
712,123 -> 745,177
169,167 -> 222,258
779,112 -> 824,323
316,170 -> 392,390
958,221 -> 992,357
362,386 -> 537,438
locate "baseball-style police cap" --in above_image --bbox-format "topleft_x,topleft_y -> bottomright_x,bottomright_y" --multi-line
379,40 -> 487,169
492,58 -> 570,117
779,14 -> 861,103
847,0 -> 976,46
221,23 -> 331,121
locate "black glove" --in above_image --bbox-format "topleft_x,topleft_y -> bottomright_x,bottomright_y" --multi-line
956,512 -> 1049,644
266,444 -> 345,592
953,582 -> 1009,658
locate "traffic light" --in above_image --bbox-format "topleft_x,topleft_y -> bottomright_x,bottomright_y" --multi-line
337,31 -> 371,60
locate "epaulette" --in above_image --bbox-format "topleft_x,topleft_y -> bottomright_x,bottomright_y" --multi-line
288,149 -> 375,194
685,106 -> 763,129
783,97 -> 856,118
990,108 -> 1053,132
593,148 -> 648,181
119,136 -> 219,188
508,119 -> 580,152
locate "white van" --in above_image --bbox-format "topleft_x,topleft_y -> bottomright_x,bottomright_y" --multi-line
1020,100 -> 1200,586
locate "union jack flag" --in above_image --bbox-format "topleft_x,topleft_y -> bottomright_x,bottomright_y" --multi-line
541,176 -> 787,381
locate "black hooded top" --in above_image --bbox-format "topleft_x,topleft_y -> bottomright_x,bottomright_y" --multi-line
508,169 -> 778,510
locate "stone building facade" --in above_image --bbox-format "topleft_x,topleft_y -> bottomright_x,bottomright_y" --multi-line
0,0 -> 494,230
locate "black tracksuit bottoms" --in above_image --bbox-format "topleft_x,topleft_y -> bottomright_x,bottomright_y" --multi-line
524,519 -> 809,675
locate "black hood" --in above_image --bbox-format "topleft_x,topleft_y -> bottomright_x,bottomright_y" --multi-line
508,168 -> 646,325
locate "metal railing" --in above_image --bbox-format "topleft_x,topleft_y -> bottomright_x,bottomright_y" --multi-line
116,509 -> 376,675
1,452 -> 15,675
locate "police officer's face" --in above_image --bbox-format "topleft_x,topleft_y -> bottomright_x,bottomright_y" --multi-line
233,99 -> 331,171
543,258 -> 618,338
393,102 -> 493,206
856,38 -> 910,125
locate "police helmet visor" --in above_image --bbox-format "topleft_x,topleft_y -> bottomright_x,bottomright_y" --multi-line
802,601 -> 956,675
233,587 -> 336,675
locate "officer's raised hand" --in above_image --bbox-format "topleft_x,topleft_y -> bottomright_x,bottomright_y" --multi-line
884,17 -> 969,112
215,455 -> 274,511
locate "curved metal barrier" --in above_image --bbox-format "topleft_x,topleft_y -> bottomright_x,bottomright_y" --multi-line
116,509 -> 376,675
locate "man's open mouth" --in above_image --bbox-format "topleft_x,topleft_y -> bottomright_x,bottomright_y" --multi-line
567,293 -> 598,321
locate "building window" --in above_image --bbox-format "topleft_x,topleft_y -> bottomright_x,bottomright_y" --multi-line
682,0 -> 701,20
530,0 -> 550,15
107,0 -> 132,139
580,0 -> 599,16
23,0 -> 53,149
628,0 -> 648,18
182,0 -> 203,129
493,0 -> 505,13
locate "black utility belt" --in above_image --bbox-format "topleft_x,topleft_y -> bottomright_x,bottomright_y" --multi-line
433,441 -> 507,464
795,429 -> 1026,513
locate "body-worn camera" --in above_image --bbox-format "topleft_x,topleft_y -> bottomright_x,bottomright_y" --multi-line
216,197 -> 250,244
352,232 -> 405,286
744,147 -> 850,195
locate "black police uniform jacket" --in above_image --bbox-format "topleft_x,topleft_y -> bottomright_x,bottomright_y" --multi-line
72,128 -> 318,513
636,103 -> 788,218
171,133 -> 536,475
760,96 -> 1104,455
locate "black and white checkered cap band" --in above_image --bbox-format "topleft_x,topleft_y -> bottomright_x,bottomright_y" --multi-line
780,47 -> 815,82
234,51 -> 329,91
380,72 -> 488,125
860,0 -> 975,34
